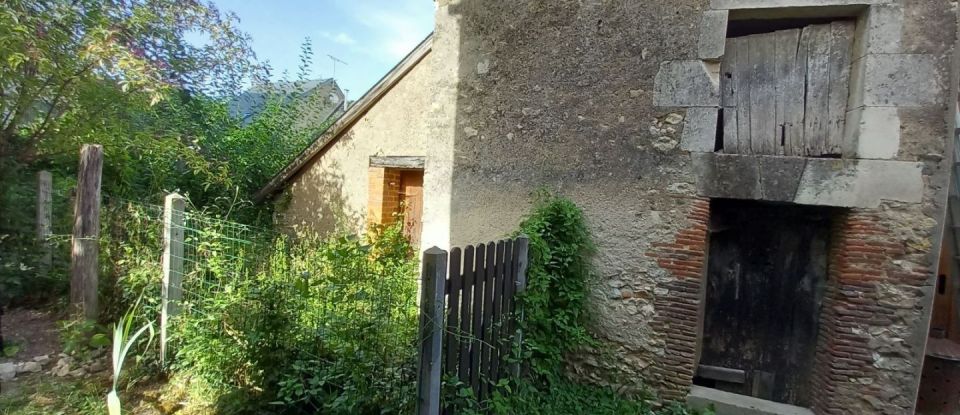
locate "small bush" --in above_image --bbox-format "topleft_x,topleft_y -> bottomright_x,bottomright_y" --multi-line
174,223 -> 419,414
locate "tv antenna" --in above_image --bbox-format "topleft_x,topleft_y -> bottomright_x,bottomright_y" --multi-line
328,54 -> 348,79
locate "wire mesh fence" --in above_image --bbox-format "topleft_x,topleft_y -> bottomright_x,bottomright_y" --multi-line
161,202 -> 421,368
0,177 -> 77,306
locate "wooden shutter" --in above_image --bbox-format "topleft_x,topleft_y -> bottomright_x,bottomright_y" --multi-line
720,21 -> 854,157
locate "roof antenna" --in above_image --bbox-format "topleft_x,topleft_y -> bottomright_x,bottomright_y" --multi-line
327,54 -> 348,80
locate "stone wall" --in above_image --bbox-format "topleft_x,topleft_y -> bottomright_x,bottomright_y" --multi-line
435,0 -> 712,396
435,0 -> 957,409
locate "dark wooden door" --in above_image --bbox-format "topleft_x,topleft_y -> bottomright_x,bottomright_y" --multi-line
698,200 -> 831,406
399,170 -> 423,248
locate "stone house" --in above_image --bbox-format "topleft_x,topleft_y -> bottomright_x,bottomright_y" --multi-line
256,1 -> 960,413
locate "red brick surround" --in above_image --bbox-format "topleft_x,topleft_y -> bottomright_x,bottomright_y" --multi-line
811,210 -> 929,414
647,197 -> 710,400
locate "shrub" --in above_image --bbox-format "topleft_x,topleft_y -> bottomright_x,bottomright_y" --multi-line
174,223 -> 419,414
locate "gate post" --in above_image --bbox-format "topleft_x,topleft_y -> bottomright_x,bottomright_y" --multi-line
160,193 -> 185,366
36,170 -> 53,278
417,247 -> 447,415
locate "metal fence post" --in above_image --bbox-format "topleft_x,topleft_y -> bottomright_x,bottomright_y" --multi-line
160,193 -> 186,366
70,144 -> 102,320
36,170 -> 52,278
417,247 -> 447,415
511,235 -> 530,378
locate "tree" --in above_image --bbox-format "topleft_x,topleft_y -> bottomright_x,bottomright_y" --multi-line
0,0 -> 261,163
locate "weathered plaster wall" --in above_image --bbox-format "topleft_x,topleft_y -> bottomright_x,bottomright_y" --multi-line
277,47 -> 456,252
436,0 -> 957,409
436,0 -> 710,396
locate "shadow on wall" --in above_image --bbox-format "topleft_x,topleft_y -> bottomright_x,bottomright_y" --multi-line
275,131 -> 362,238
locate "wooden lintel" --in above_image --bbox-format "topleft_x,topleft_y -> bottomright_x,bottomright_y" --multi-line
370,156 -> 426,170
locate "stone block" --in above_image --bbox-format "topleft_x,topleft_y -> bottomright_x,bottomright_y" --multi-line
680,107 -> 719,152
845,106 -> 901,159
710,0 -> 888,9
793,158 -> 923,207
691,152 -> 719,196
0,363 -> 15,381
699,10 -> 729,60
687,386 -> 815,415
712,153 -> 761,199
852,3 -> 903,59
896,107 -> 950,161
901,0 -> 958,55
654,61 -> 721,108
849,54 -> 943,108
758,156 -> 807,201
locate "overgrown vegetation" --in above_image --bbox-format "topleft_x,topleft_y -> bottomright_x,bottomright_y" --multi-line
166,224 -> 419,414
0,0 -> 337,310
442,194 -> 707,415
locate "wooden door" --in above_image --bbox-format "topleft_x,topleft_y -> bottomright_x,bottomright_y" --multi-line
698,200 -> 831,406
399,170 -> 423,248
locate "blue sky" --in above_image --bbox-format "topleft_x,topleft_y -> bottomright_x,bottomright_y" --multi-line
212,0 -> 435,101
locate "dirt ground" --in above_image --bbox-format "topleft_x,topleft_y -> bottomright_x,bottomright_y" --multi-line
0,307 -> 61,364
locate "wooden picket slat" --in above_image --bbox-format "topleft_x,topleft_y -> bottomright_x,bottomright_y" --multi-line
489,241 -> 508,387
443,247 -> 462,378
469,243 -> 486,393
479,242 -> 497,400
499,240 -> 515,376
457,246 -> 475,384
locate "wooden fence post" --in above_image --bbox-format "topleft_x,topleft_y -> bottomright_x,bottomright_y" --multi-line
417,247 -> 447,415
510,235 -> 530,378
36,171 -> 53,278
70,144 -> 102,320
160,193 -> 186,366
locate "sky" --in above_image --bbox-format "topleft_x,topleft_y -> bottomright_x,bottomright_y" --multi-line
211,0 -> 436,101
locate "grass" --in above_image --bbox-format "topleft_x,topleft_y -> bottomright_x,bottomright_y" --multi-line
0,373 -> 107,415
0,371 -> 219,415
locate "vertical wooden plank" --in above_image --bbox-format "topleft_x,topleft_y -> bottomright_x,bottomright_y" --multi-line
36,171 -> 52,278
417,247 -> 447,415
775,28 -> 805,157
70,144 -> 102,320
732,37 -> 752,154
479,241 -> 497,400
826,21 -> 854,155
510,236 -> 530,378
469,244 -> 486,394
803,24 -> 831,156
748,33 -> 778,155
457,246 -> 475,383
444,248 -> 463,378
489,240 -> 508,385
720,38 -> 739,153
160,193 -> 186,366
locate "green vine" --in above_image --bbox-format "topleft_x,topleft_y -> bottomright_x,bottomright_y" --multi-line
515,192 -> 596,379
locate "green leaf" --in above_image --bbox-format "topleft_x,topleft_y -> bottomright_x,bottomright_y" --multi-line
90,333 -> 111,348
3,344 -> 20,357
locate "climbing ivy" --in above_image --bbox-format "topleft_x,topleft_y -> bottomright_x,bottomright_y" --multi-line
515,192 -> 597,378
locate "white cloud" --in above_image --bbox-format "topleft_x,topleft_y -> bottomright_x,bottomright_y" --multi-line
321,31 -> 357,45
343,1 -> 433,61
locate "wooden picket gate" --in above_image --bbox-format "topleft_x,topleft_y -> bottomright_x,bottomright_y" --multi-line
417,236 -> 530,415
